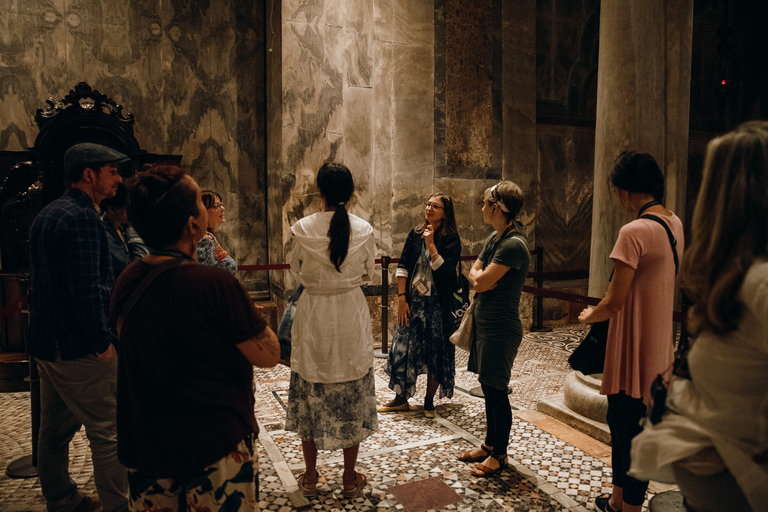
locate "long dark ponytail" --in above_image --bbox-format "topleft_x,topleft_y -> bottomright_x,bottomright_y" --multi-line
317,162 -> 355,272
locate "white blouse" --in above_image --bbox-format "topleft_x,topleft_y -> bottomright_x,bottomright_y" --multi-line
289,212 -> 376,384
630,260 -> 768,511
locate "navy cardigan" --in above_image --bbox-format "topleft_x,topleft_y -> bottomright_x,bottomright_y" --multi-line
397,228 -> 462,339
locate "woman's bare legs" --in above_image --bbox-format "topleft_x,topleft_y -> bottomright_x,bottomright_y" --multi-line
424,374 -> 439,410
301,441 -> 318,485
342,444 -> 360,485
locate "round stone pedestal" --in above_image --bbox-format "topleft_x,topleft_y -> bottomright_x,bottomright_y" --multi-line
649,490 -> 688,511
563,371 -> 608,423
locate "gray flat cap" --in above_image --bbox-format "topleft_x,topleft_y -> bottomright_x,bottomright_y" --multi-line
63,143 -> 130,173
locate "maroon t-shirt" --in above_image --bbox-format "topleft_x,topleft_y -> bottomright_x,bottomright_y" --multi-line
110,260 -> 267,477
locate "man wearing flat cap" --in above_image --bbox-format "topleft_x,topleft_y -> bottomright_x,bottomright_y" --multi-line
28,143 -> 130,512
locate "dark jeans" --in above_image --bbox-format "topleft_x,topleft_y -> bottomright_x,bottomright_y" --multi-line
482,384 -> 512,456
606,392 -> 648,506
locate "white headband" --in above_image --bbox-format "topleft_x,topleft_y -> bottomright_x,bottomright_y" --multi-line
491,184 -> 510,213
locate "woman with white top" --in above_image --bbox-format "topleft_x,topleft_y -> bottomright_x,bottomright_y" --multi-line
285,162 -> 377,499
630,122 -> 768,512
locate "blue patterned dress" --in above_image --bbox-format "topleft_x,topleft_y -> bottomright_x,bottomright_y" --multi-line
385,229 -> 462,400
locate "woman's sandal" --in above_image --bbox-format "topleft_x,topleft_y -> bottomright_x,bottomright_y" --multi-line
471,453 -> 508,478
341,471 -> 367,498
297,472 -> 319,497
458,444 -> 492,463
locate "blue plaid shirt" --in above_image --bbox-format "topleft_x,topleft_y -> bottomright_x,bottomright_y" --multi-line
28,188 -> 114,361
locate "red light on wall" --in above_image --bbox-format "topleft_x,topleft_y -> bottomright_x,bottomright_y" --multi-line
720,79 -> 727,85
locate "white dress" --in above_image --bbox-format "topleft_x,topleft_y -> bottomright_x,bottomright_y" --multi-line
629,260 -> 768,511
284,212 -> 379,450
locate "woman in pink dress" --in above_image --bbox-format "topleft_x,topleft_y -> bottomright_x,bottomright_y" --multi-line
578,151 -> 684,512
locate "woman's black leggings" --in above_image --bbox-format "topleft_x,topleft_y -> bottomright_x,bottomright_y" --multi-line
482,383 -> 512,456
606,392 -> 649,506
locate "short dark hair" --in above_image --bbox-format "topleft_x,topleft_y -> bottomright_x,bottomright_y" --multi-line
67,162 -> 107,183
127,166 -> 200,249
99,182 -> 128,211
200,190 -> 222,210
610,151 -> 665,202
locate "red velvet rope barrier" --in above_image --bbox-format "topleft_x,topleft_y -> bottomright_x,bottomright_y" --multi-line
236,260 -> 683,322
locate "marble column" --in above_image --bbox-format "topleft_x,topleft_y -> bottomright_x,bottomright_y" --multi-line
502,0 -> 536,242
503,0 -> 536,328
588,0 -> 693,296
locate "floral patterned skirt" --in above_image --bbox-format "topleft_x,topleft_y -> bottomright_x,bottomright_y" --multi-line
285,368 -> 378,451
386,291 -> 455,401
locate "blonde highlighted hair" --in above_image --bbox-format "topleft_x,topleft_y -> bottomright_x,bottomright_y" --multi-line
682,121 -> 768,334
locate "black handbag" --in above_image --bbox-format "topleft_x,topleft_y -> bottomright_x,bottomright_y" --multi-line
277,285 -> 304,362
449,273 -> 471,329
568,319 -> 609,375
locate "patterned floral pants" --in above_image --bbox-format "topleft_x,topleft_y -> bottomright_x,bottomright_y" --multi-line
128,438 -> 259,512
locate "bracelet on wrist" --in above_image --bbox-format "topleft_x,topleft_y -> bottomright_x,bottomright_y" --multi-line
398,292 -> 406,297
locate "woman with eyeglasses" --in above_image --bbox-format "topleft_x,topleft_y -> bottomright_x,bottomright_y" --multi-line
458,181 -> 529,478
378,194 -> 461,418
196,190 -> 237,274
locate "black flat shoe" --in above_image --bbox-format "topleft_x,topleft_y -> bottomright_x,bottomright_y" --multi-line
595,495 -> 621,512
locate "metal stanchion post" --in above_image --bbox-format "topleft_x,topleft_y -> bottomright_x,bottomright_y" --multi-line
374,255 -> 391,359
7,275 -> 38,478
530,247 -> 552,333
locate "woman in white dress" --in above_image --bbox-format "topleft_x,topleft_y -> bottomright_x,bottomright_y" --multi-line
629,121 -> 768,512
285,163 -> 378,499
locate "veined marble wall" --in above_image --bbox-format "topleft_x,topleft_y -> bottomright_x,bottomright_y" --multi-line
0,0 -> 267,291
269,0 -> 539,297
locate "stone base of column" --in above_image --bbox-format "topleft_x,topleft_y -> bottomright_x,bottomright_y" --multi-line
649,490 -> 689,512
537,371 -> 611,445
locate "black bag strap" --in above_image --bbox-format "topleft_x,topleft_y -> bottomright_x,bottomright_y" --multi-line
640,214 -> 679,275
115,258 -> 188,337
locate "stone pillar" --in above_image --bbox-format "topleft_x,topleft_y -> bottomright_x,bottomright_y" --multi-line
502,0 -> 537,240
588,1 -> 693,296
503,0 -> 537,329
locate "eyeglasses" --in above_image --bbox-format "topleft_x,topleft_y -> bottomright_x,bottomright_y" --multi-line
424,202 -> 444,210
208,203 -> 225,211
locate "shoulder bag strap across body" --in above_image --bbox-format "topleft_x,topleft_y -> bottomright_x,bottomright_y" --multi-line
114,258 -> 188,337
639,214 -> 679,275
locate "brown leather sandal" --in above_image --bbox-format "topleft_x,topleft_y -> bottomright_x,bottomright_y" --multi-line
458,444 -> 492,463
297,472 -> 318,497
471,453 -> 508,478
341,471 -> 367,498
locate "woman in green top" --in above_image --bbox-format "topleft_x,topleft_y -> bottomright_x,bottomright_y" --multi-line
459,181 -> 530,478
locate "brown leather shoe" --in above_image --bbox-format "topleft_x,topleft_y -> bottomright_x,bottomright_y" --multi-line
73,496 -> 102,512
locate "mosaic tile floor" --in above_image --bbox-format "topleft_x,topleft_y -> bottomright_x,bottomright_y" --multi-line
0,325 -> 670,512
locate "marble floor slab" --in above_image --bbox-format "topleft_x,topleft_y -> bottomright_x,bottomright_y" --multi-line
1,325 -> 674,512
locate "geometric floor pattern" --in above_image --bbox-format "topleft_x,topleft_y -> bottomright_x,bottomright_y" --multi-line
0,325 -> 667,511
